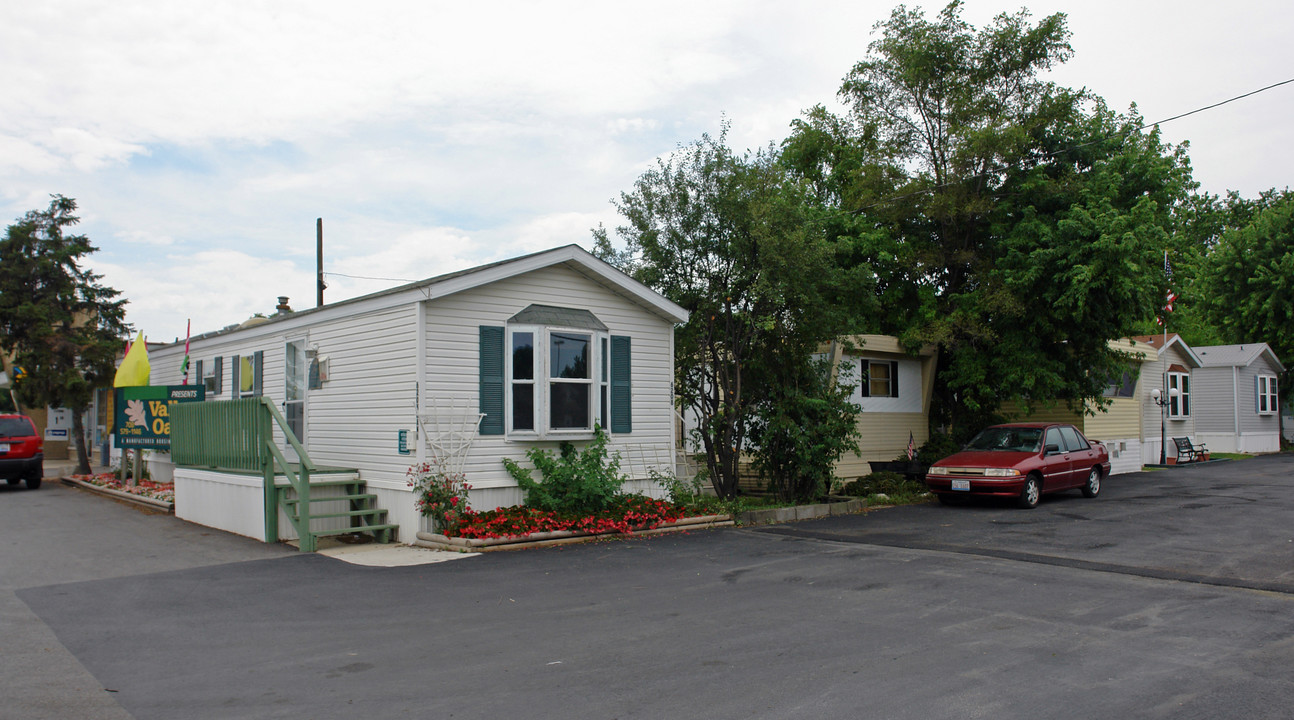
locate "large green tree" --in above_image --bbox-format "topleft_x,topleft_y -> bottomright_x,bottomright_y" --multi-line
595,128 -> 868,499
782,2 -> 1195,434
1199,189 -> 1294,403
0,195 -> 130,473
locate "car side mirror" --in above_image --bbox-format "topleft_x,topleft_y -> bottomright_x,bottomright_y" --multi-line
1045,443 -> 1061,455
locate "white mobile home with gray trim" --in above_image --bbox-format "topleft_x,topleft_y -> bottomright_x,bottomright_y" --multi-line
1131,334 -> 1203,465
143,245 -> 687,542
1193,343 -> 1285,453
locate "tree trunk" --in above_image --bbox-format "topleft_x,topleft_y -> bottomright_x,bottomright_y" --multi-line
71,404 -> 92,475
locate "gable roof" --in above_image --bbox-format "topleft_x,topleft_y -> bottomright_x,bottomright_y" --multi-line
1195,343 -> 1285,372
1128,333 -> 1203,367
168,245 -> 688,347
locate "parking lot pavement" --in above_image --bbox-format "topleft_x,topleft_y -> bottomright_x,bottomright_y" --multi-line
757,453 -> 1294,593
8,454 -> 1294,719
1,480 -> 294,720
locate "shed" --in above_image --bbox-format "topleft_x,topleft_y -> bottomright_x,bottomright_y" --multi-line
142,245 -> 687,544
1193,343 -> 1285,453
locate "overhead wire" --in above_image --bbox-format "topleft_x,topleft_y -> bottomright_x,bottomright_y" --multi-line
850,77 -> 1294,213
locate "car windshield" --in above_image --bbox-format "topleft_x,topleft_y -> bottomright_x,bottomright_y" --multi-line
0,417 -> 33,439
965,427 -> 1043,452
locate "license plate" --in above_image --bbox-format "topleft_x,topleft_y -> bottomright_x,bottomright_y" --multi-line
0,443 -> 8,453
951,479 -> 970,491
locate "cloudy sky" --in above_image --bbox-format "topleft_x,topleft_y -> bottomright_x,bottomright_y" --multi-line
3,1 -> 1291,343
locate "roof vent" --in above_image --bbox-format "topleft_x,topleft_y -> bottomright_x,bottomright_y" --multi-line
275,296 -> 292,316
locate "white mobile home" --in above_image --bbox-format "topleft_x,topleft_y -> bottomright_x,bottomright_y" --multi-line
1131,334 -> 1204,465
145,245 -> 687,542
1193,343 -> 1285,453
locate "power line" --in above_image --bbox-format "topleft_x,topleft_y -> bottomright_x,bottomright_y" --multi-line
322,271 -> 416,283
851,77 -> 1294,213
1141,77 -> 1294,129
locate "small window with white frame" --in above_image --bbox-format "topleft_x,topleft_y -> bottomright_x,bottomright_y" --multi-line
1257,375 -> 1278,415
1167,371 -> 1190,418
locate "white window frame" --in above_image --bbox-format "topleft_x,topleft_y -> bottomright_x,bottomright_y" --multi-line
236,355 -> 256,399
506,325 -> 609,439
1167,371 -> 1190,419
1258,375 -> 1278,415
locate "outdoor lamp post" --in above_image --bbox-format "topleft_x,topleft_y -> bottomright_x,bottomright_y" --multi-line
1151,386 -> 1180,464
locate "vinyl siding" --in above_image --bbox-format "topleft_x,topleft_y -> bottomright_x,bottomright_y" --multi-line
834,413 -> 929,478
142,259 -> 680,530
1141,344 -> 1197,463
423,263 -> 675,505
1192,366 -> 1237,434
1086,396 -> 1142,441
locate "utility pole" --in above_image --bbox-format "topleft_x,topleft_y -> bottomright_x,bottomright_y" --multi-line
316,218 -> 325,308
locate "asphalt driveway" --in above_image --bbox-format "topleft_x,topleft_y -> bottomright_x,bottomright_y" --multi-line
6,455 -> 1294,719
759,454 -> 1294,593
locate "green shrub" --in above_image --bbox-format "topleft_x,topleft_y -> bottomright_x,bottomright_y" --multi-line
502,426 -> 626,516
915,432 -> 962,466
841,470 -> 906,496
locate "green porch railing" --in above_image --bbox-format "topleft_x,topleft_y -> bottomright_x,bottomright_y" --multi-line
172,397 -> 319,550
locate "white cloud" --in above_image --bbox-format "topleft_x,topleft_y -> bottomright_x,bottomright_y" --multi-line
114,229 -> 175,246
4,0 -> 1293,343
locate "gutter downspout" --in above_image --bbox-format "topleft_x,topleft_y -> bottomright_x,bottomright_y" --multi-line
416,300 -> 427,473
1232,365 -> 1240,451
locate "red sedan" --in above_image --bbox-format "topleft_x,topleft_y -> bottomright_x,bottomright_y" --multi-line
925,423 -> 1111,509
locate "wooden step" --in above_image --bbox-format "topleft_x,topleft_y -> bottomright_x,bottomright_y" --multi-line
305,508 -> 389,521
273,477 -> 362,488
311,524 -> 399,540
281,493 -> 376,506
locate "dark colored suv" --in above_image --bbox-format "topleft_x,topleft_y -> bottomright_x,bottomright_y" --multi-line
0,414 -> 44,490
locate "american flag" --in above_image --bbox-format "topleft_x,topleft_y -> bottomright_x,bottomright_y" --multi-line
906,431 -> 916,460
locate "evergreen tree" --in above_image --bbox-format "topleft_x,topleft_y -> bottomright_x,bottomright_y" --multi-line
0,195 -> 130,474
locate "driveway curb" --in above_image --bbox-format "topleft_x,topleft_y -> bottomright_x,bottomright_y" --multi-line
60,477 -> 175,513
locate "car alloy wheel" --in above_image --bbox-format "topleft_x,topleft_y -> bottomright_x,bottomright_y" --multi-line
1081,468 -> 1100,498
1018,475 -> 1041,509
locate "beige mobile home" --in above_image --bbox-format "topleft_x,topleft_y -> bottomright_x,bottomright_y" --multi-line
827,335 -> 938,478
1001,338 -> 1155,475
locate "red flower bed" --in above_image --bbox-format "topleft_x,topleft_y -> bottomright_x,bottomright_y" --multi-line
69,472 -> 175,503
450,495 -> 687,540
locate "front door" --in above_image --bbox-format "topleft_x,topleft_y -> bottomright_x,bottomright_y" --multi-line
284,341 -> 307,448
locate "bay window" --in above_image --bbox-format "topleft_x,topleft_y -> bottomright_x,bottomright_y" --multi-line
480,306 -> 631,438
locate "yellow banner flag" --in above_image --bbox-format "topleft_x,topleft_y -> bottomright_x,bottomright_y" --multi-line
113,332 -> 151,387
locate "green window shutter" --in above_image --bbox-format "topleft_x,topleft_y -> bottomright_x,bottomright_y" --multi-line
479,326 -> 505,435
195,359 -> 203,388
214,357 -> 223,395
253,351 -> 264,396
610,335 -> 632,433
230,355 -> 240,398
891,361 -> 900,398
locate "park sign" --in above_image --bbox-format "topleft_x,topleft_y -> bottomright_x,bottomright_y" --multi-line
114,385 -> 205,449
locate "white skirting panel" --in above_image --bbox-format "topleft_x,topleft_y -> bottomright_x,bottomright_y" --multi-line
175,468 -> 363,542
1197,431 -> 1280,454
1098,438 -> 1143,475
174,468 -> 266,541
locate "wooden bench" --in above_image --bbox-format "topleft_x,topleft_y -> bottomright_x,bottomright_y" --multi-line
1172,436 -> 1207,463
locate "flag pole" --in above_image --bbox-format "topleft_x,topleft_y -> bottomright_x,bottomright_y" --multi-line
181,319 -> 192,385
